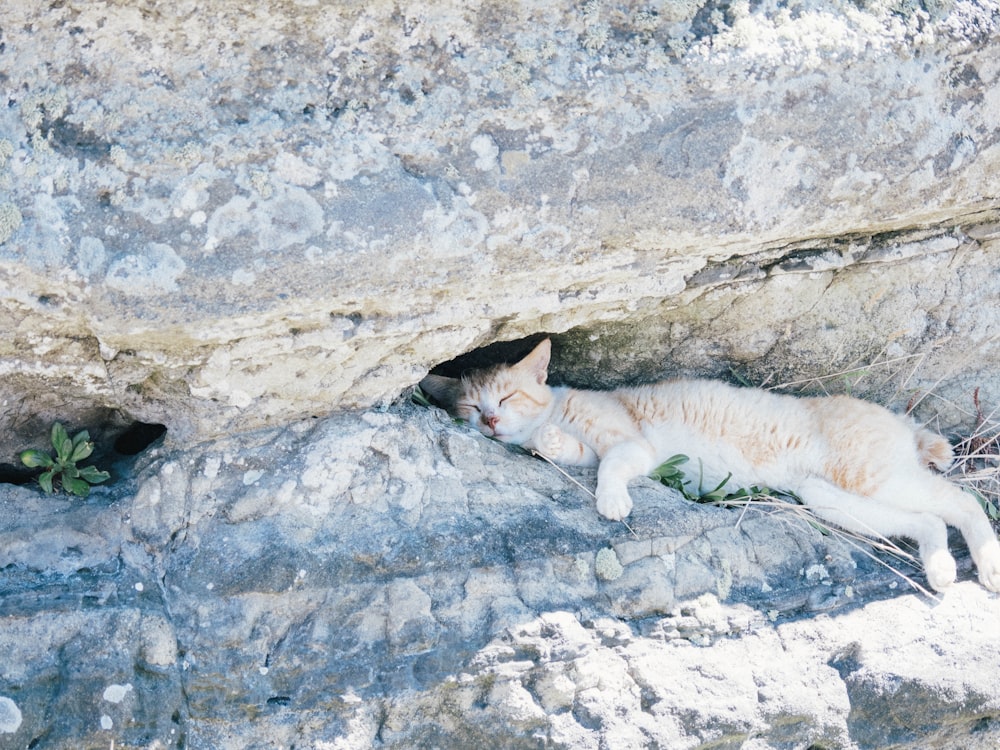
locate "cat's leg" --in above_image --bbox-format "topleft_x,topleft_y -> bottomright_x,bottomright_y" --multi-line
526,423 -> 599,467
890,473 -> 1000,593
595,441 -> 658,520
796,476 -> 957,591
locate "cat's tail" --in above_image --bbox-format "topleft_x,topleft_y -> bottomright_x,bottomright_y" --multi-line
913,425 -> 954,472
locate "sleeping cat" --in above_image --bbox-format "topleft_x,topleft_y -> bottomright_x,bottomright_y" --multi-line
420,338 -> 1000,593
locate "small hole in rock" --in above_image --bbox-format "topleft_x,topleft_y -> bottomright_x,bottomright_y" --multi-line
2,417 -> 168,492
0,462 -> 36,485
425,333 -> 552,379
114,421 -> 167,455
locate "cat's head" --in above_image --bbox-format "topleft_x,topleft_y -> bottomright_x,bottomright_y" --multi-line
419,338 -> 553,445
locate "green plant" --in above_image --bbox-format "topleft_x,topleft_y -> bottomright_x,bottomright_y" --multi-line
19,423 -> 110,497
411,385 -> 433,408
648,453 -> 689,494
649,454 -> 767,504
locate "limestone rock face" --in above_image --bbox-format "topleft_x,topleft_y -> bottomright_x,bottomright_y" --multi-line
3,404 -> 1000,748
1,0 -> 1000,445
4,1 -> 1000,747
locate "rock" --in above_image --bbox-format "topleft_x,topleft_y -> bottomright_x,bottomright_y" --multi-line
3,0 -> 1000,746
2,403 -> 999,747
1,0 -> 1000,448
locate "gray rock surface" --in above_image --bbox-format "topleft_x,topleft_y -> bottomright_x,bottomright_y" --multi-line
2,404 -> 999,748
3,0 -> 1000,747
1,0 -> 1000,446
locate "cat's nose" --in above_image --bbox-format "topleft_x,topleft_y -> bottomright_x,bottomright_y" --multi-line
482,414 -> 499,431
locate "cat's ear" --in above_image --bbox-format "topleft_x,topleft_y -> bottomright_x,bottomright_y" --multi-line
515,338 -> 551,385
419,374 -> 461,408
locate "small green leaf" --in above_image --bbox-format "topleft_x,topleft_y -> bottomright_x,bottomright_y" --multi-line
38,469 -> 55,494
650,455 -> 688,481
79,466 -> 110,484
54,437 -> 74,464
50,422 -> 69,453
63,476 -> 92,497
61,464 -> 80,479
700,472 -> 732,500
70,438 -> 94,463
411,386 -> 433,408
808,519 -> 832,536
20,449 -> 54,469
728,367 -> 754,388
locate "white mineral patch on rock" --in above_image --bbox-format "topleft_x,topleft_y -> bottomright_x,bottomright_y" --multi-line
274,151 -> 323,187
106,243 -> 186,295
258,186 -> 324,250
0,697 -> 22,733
471,133 -> 499,171
595,547 -> 624,581
76,236 -> 107,277
242,469 -> 263,485
102,683 -> 133,703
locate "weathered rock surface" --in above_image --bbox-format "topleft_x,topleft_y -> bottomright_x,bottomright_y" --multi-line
1,0 -> 1000,446
3,1 -> 1000,747
2,404 -> 999,749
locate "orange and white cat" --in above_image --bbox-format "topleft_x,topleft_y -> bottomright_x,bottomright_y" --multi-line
420,338 -> 1000,593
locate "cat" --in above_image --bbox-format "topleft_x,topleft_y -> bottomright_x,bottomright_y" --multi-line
420,338 -> 1000,593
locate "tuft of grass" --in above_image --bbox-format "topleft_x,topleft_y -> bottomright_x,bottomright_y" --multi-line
19,422 -> 110,497
710,491 -> 936,598
946,388 -> 1000,525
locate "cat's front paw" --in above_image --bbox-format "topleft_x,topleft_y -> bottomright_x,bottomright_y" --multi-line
924,549 -> 957,592
532,423 -> 565,459
596,485 -> 633,521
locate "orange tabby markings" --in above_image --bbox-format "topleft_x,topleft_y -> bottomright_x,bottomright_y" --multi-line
510,389 -> 547,408
420,338 -> 1000,593
915,429 -> 955,471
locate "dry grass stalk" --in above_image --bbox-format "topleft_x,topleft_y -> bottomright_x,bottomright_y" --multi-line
708,491 -> 938,600
944,388 -> 1000,527
530,449 -> 640,539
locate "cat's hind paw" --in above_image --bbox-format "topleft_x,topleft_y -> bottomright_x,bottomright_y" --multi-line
924,550 -> 957,592
974,545 -> 1000,593
978,565 -> 1000,594
596,486 -> 633,521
